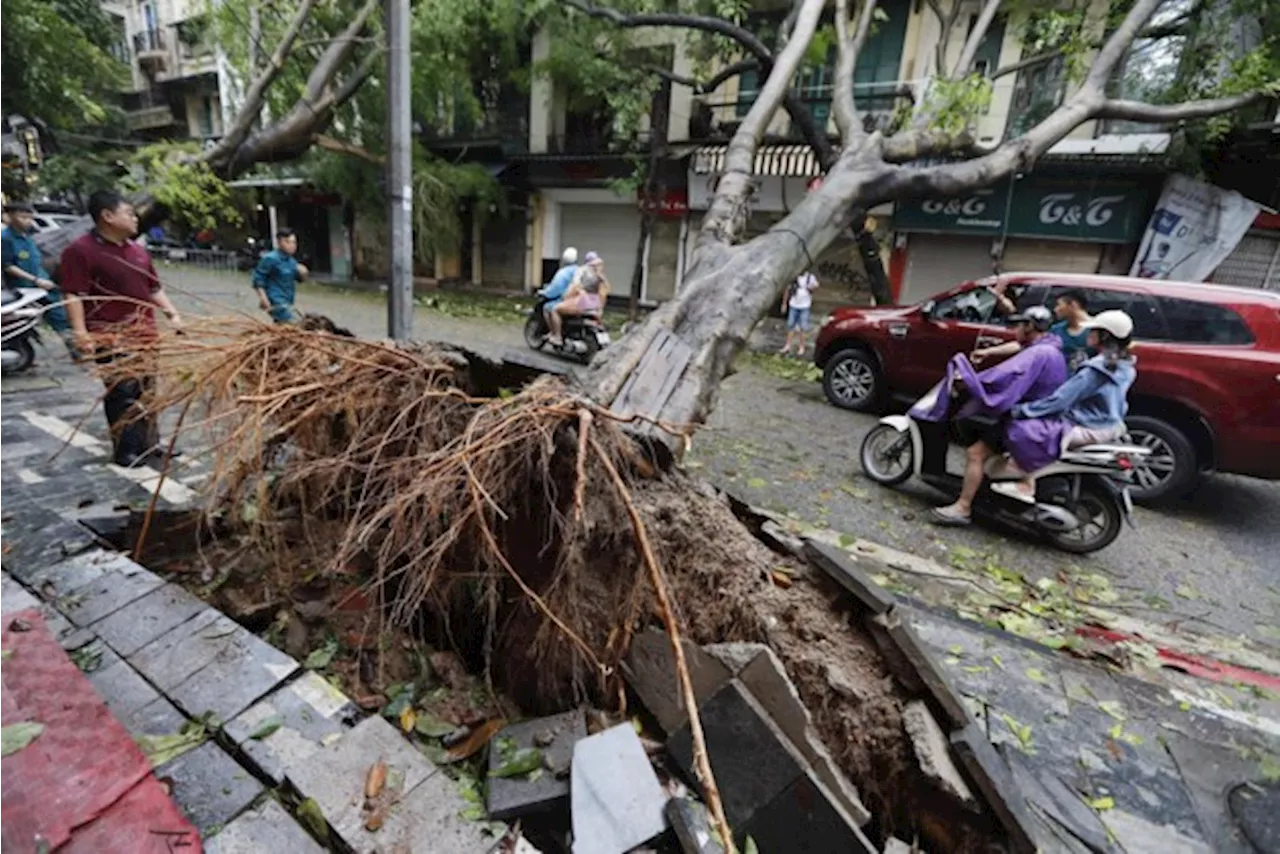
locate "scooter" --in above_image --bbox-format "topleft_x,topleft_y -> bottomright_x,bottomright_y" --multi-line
524,292 -> 611,363
1,285 -> 49,375
858,383 -> 1147,553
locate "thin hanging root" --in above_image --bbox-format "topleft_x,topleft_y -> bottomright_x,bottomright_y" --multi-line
591,436 -> 738,854
572,409 -> 593,526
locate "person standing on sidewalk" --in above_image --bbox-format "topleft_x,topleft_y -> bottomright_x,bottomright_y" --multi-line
780,270 -> 819,356
59,190 -> 184,468
2,202 -> 75,351
252,228 -> 308,324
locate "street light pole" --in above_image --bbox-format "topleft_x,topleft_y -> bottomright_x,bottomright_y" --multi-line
386,0 -> 413,341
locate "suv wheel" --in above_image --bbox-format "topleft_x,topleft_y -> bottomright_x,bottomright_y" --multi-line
822,349 -> 883,412
1124,415 -> 1199,503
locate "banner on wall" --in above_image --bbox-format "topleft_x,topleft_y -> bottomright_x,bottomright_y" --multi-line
1129,174 -> 1261,281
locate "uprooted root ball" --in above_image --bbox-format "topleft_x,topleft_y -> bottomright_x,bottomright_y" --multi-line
129,320 -> 1005,851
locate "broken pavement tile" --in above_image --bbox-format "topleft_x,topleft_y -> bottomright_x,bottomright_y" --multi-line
487,710 -> 586,821
203,798 -> 326,854
571,723 -> 668,854
1228,781 -> 1280,854
803,538 -> 896,615
902,700 -> 976,808
948,723 -> 1037,854
89,582 -> 210,657
741,773 -> 878,854
623,626 -> 731,735
59,557 -> 164,627
155,740 -> 264,837
1002,747 -> 1111,854
666,798 -> 720,854
224,671 -> 360,785
870,608 -> 970,729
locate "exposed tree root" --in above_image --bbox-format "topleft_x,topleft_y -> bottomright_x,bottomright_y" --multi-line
109,320 -> 1005,851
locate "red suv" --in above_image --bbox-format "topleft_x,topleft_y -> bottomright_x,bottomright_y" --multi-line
815,273 -> 1280,502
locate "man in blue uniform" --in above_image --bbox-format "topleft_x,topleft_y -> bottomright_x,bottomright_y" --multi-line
252,228 -> 308,323
2,202 -> 72,342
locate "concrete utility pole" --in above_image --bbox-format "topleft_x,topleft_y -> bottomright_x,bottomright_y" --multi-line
386,0 -> 414,340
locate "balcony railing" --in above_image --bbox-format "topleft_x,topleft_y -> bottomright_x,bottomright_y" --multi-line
133,29 -> 166,55
420,110 -> 529,150
125,104 -> 177,131
691,85 -> 913,141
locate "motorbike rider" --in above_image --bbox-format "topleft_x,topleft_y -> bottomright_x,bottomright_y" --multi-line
541,247 -> 579,326
991,310 -> 1137,502
547,251 -> 608,347
2,202 -> 74,352
912,305 -> 1066,526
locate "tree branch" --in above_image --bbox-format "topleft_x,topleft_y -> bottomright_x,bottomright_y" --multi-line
1085,0 -> 1163,91
1096,91 -> 1267,123
299,0 -> 379,105
990,49 -> 1061,81
315,133 -> 385,164
881,128 -> 978,162
833,0 -> 878,146
699,0 -> 827,246
561,0 -> 775,61
203,0 -> 316,166
631,58 -> 759,94
924,0 -> 964,77
952,0 -> 1002,78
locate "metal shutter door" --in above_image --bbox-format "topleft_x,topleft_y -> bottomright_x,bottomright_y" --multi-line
1212,233 -> 1280,290
901,235 -> 994,304
1001,239 -> 1101,275
560,204 -> 643,289
480,208 -> 528,289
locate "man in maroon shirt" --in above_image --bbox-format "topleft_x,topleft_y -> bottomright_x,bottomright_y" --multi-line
60,190 -> 184,467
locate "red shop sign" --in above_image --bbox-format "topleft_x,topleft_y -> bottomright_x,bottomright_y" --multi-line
638,189 -> 689,217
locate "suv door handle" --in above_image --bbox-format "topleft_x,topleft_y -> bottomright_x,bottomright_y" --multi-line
976,335 -> 1004,347
889,324 -> 909,339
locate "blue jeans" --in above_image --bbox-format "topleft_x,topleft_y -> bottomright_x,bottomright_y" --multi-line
787,305 -> 812,331
269,302 -> 297,324
43,286 -> 70,334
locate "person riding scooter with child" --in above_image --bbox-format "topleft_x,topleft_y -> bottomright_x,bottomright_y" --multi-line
909,305 -> 1068,526
988,310 -> 1137,502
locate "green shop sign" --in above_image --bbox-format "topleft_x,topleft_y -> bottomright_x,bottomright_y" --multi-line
894,174 -> 1155,243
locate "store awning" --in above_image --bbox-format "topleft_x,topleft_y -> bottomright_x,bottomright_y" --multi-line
691,144 -> 822,177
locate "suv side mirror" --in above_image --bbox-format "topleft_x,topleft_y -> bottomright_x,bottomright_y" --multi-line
921,300 -> 936,320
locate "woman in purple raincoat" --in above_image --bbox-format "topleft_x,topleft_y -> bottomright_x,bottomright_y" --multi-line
916,307 -> 1068,525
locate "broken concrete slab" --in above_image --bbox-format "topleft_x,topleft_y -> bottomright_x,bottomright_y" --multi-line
487,710 -> 586,820
902,700 -> 975,808
572,723 -> 668,854
286,714 -> 487,853
948,723 -> 1037,854
155,740 -> 264,836
90,582 -> 210,657
59,556 -> 163,626
623,626 -> 730,735
870,609 -> 970,729
740,773 -> 878,854
1164,728 -> 1268,854
1229,781 -> 1280,854
224,671 -> 360,785
1099,808 -> 1213,854
1002,748 -> 1110,854
204,799 -> 326,854
803,539 -> 896,615
735,645 -> 871,826
668,681 -> 867,851
666,798 -> 720,854
703,642 -> 769,676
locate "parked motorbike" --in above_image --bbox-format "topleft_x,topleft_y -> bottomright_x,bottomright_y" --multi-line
1,286 -> 48,375
524,292 -> 611,363
858,383 -> 1147,553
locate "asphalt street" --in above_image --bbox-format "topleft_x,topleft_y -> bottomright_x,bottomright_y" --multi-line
161,266 -> 1280,648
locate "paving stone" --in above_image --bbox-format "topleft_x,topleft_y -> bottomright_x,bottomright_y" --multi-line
91,582 -> 211,657
1002,748 -> 1110,854
166,625 -> 299,722
26,548 -> 127,601
572,723 -> 668,854
803,539 -> 896,615
870,608 -> 970,729
86,655 -> 165,720
2,521 -> 99,582
902,700 -> 975,807
155,740 -> 264,837
740,773 -> 878,854
0,440 -> 43,461
119,695 -> 189,739
129,608 -> 227,690
37,605 -> 97,650
736,645 -> 872,826
1229,781 -> 1280,854
60,557 -> 164,627
1164,729 -> 1264,854
204,799 -> 326,854
1,574 -> 40,614
948,723 -> 1037,854
224,672 -> 361,785
666,798 -> 719,854
623,626 -> 731,735
1099,808 -> 1213,854
703,642 -> 770,675
488,710 -> 586,820
287,715 -> 488,853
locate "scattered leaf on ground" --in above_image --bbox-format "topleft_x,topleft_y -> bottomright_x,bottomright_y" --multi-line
304,637 -> 339,670
1089,796 -> 1115,811
70,646 -> 103,673
248,715 -> 283,740
1175,585 -> 1200,601
1026,668 -> 1048,685
0,649 -> 11,660
746,477 -> 767,489
490,747 -> 544,778
1098,701 -> 1127,721
770,570 -> 793,589
744,837 -> 760,854
366,758 -> 387,799
297,797 -> 327,838
838,533 -> 855,548
991,655 -> 1005,670
1000,713 -> 1035,753
1,722 -> 45,757
445,718 -> 506,763
399,706 -> 417,733
414,712 -> 455,738
135,724 -> 206,766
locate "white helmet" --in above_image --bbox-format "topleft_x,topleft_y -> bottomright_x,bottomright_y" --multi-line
561,247 -> 578,266
1084,310 -> 1134,340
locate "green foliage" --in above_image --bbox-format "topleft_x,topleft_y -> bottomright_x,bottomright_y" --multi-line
921,75 -> 995,134
38,150 -> 129,206
125,144 -> 242,232
0,0 -> 127,128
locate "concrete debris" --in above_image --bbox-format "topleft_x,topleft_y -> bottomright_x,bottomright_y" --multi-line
666,798 -> 722,854
901,700 -> 976,807
623,627 -> 731,735
487,710 -> 587,821
570,723 -> 668,854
